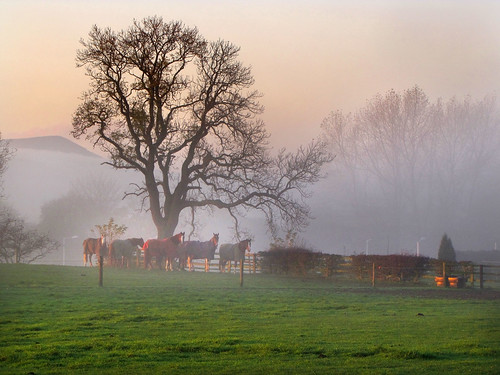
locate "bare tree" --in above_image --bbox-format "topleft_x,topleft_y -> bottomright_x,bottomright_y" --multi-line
0,132 -> 13,197
322,87 -> 499,251
93,217 -> 127,244
0,134 -> 59,263
322,87 -> 435,248
38,174 -> 125,240
431,95 -> 499,223
0,205 -> 59,263
72,17 -> 332,239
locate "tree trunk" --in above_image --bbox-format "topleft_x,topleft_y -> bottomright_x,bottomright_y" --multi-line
155,206 -> 181,239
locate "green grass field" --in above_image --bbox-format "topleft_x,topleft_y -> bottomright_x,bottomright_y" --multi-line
0,264 -> 499,374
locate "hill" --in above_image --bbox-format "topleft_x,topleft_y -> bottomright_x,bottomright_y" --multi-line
7,136 -> 100,158
3,136 -> 113,222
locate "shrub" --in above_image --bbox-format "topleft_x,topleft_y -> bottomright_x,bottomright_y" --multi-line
259,247 -> 321,276
350,254 -> 431,281
319,254 -> 346,278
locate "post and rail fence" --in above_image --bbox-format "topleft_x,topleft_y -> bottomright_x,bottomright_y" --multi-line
38,247 -> 500,289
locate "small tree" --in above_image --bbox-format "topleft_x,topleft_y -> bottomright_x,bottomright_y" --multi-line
0,205 -> 59,263
438,233 -> 456,262
0,136 -> 58,264
93,217 -> 127,244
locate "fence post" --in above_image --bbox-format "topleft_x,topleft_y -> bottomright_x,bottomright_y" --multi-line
479,265 -> 484,289
372,262 -> 375,287
443,262 -> 447,287
252,254 -> 256,273
240,259 -> 244,287
99,255 -> 103,287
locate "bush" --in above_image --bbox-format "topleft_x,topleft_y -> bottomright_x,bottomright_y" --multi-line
259,247 -> 322,276
351,254 -> 431,282
319,254 -> 346,278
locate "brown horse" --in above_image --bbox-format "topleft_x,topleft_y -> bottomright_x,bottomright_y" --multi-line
219,239 -> 251,272
82,236 -> 108,267
142,232 -> 184,270
180,233 -> 219,272
109,238 -> 144,268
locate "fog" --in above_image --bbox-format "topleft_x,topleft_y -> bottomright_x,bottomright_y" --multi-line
3,121 -> 500,263
308,91 -> 500,256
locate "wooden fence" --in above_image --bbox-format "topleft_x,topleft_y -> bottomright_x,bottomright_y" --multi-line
66,249 -> 500,290
180,252 -> 260,273
139,253 -> 500,289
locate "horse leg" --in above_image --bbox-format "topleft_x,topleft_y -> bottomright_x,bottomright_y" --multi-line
219,259 -> 226,272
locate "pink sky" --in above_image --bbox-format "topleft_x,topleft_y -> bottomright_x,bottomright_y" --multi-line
1,0 -> 499,151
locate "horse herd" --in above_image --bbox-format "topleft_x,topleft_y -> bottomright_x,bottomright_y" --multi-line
82,233 -> 252,272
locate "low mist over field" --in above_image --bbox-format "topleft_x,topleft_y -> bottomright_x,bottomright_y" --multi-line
3,135 -> 500,259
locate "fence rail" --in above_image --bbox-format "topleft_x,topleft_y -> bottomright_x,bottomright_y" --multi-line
167,254 -> 500,289
40,249 -> 500,289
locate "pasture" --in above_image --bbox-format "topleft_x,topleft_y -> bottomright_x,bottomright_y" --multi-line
0,264 -> 499,374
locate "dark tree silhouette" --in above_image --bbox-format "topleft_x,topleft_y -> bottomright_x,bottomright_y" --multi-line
438,233 -> 456,262
72,17 -> 332,239
0,132 -> 13,196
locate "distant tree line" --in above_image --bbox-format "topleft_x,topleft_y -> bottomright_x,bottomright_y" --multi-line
321,87 -> 499,252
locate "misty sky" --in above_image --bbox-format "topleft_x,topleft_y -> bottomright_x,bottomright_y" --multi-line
1,0 -> 499,151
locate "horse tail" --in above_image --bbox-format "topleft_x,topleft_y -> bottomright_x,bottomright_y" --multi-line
82,240 -> 88,266
142,241 -> 149,269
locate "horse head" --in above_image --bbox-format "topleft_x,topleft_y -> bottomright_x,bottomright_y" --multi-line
131,237 -> 144,247
212,233 -> 219,247
242,239 -> 251,252
172,232 -> 184,245
100,237 -> 109,257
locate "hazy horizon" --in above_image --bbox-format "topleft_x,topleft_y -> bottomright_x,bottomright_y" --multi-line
1,1 -> 499,152
2,1 -> 499,258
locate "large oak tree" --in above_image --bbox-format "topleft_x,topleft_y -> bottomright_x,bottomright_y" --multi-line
72,17 -> 331,239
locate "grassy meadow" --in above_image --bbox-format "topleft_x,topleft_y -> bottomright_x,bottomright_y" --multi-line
0,263 -> 499,374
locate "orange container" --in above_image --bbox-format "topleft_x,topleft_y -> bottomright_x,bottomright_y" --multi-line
435,276 -> 445,287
